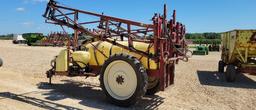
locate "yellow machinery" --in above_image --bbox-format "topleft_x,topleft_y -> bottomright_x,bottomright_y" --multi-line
54,41 -> 157,74
219,30 -> 256,82
44,0 -> 190,107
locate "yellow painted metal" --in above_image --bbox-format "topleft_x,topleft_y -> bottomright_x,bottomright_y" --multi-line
55,49 -> 91,72
56,40 -> 158,72
72,51 -> 91,68
221,30 -> 256,64
56,49 -> 68,72
83,41 -> 158,70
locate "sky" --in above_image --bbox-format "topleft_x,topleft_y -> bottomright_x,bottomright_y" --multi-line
0,0 -> 255,35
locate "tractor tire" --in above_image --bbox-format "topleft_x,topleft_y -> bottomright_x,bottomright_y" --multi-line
218,60 -> 225,73
27,43 -> 32,46
100,53 -> 148,107
0,58 -> 2,67
225,65 -> 237,82
145,78 -> 160,95
146,64 -> 175,95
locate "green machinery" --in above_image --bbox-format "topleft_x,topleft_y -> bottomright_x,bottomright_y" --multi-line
22,33 -> 44,46
219,30 -> 256,82
193,45 -> 209,55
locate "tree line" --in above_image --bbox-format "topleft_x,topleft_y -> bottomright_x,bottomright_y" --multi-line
185,32 -> 221,39
0,34 -> 14,40
185,32 -> 221,44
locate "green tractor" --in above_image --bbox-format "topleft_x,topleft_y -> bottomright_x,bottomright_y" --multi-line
22,33 -> 44,46
193,45 -> 209,55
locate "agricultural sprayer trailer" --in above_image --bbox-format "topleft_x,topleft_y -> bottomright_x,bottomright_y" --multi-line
43,0 -> 190,106
219,30 -> 256,82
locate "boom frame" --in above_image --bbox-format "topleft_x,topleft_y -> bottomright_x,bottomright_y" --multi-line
43,0 -> 188,90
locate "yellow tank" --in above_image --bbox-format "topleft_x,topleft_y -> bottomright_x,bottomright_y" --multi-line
83,41 -> 158,70
56,49 -> 68,72
55,41 -> 158,72
72,51 -> 91,68
55,49 -> 91,72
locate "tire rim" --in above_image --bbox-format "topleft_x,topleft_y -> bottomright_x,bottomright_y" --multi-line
104,60 -> 137,100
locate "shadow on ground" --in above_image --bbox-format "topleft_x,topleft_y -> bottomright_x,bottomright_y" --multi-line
197,70 -> 256,89
0,91 -> 82,110
37,80 -> 164,110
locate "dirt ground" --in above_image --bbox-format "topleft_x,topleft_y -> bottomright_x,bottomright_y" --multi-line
0,40 -> 255,110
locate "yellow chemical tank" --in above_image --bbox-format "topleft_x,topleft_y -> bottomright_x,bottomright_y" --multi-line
83,41 -> 158,70
72,51 -> 91,68
55,49 -> 68,72
55,40 -> 158,73
55,49 -> 91,72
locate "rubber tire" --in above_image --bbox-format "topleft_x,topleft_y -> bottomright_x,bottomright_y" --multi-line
218,60 -> 225,73
27,43 -> 32,46
225,65 -> 236,82
0,58 -> 2,67
146,63 -> 175,95
145,80 -> 160,95
100,53 -> 148,107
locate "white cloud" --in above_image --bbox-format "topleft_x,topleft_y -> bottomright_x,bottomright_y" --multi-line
21,21 -> 35,27
23,0 -> 49,4
32,0 -> 49,3
16,7 -> 26,12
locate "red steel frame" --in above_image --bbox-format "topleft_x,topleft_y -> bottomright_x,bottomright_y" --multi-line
42,32 -> 67,46
43,0 -> 189,91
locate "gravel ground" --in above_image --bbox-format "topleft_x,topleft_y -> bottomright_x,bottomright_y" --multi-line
0,40 -> 255,110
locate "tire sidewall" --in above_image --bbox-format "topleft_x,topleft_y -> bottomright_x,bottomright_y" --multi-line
225,65 -> 236,82
218,61 -> 225,73
100,54 -> 147,106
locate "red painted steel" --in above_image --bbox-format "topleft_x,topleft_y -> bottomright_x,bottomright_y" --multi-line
43,0 -> 189,90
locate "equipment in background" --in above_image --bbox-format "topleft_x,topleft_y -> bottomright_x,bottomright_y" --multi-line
12,34 -> 26,44
22,33 -> 44,46
193,45 -> 209,55
219,30 -> 256,82
38,32 -> 68,47
43,0 -> 190,106
209,42 -> 220,52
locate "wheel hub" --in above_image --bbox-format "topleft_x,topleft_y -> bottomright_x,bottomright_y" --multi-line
116,75 -> 124,85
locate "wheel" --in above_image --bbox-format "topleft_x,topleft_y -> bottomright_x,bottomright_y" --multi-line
27,43 -> 32,46
13,40 -> 18,44
145,77 -> 160,95
225,65 -> 236,82
0,58 -> 2,67
100,53 -> 148,107
218,60 -> 225,73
